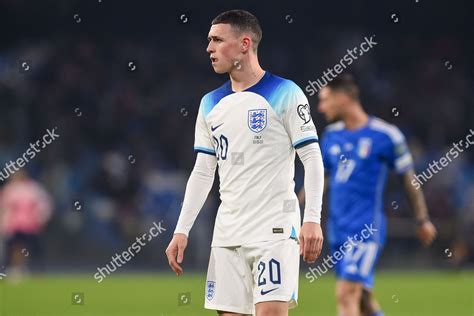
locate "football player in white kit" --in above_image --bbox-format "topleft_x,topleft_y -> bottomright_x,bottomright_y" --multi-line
165,10 -> 325,316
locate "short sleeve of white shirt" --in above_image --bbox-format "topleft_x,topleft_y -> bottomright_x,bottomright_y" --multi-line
194,96 -> 216,156
282,83 -> 319,149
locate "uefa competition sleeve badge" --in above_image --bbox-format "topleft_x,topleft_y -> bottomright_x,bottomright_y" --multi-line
248,109 -> 267,133
297,104 -> 312,124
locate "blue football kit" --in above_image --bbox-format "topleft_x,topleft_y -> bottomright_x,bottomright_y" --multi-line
321,116 -> 413,288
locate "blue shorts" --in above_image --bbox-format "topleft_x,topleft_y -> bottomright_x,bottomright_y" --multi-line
330,241 -> 382,289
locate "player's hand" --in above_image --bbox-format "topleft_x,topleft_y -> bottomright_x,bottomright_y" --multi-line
416,220 -> 437,247
299,222 -> 323,263
165,233 -> 188,276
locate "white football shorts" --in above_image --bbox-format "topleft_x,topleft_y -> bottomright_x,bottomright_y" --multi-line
204,237 -> 300,315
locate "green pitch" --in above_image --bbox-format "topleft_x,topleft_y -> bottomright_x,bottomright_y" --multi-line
0,271 -> 472,315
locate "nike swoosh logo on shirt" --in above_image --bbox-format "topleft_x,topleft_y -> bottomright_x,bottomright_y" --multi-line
260,288 -> 279,295
211,123 -> 223,132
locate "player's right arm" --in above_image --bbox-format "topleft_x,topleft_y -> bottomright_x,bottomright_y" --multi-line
165,152 -> 217,275
165,96 -> 217,276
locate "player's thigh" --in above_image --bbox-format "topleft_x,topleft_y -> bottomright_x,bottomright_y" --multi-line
205,247 -> 253,314
336,279 -> 363,302
255,300 -> 288,316
250,238 -> 299,308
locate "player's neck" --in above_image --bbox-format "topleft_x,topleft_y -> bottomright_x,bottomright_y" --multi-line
229,61 -> 265,92
343,106 -> 369,130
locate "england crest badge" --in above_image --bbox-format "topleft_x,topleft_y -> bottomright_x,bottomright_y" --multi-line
206,281 -> 216,301
248,109 -> 267,133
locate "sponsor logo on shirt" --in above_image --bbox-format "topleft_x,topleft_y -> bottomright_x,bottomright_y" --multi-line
211,123 -> 223,132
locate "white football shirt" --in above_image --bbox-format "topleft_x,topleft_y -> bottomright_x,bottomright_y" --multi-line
194,72 -> 319,247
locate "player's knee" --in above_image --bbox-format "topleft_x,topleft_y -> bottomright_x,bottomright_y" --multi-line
336,282 -> 362,306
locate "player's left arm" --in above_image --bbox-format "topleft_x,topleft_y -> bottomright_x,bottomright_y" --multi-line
297,132 -> 331,205
282,81 -> 324,263
400,169 -> 437,247
296,143 -> 325,263
386,126 -> 437,247
297,177 -> 328,206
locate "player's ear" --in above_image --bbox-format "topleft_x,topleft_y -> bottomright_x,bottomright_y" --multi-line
334,91 -> 347,104
340,93 -> 353,105
241,36 -> 251,54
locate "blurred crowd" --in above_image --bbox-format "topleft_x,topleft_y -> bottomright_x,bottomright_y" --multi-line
0,8 -> 472,270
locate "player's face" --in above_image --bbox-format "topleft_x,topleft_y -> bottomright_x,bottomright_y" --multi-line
207,24 -> 241,74
318,87 -> 343,122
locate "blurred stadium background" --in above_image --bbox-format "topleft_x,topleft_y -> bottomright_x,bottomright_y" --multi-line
0,0 -> 472,315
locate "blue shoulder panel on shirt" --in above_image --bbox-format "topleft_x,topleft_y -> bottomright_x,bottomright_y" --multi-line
247,72 -> 301,116
202,72 -> 302,118
201,81 -> 233,118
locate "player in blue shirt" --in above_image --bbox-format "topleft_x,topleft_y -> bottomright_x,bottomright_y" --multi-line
299,75 -> 437,316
